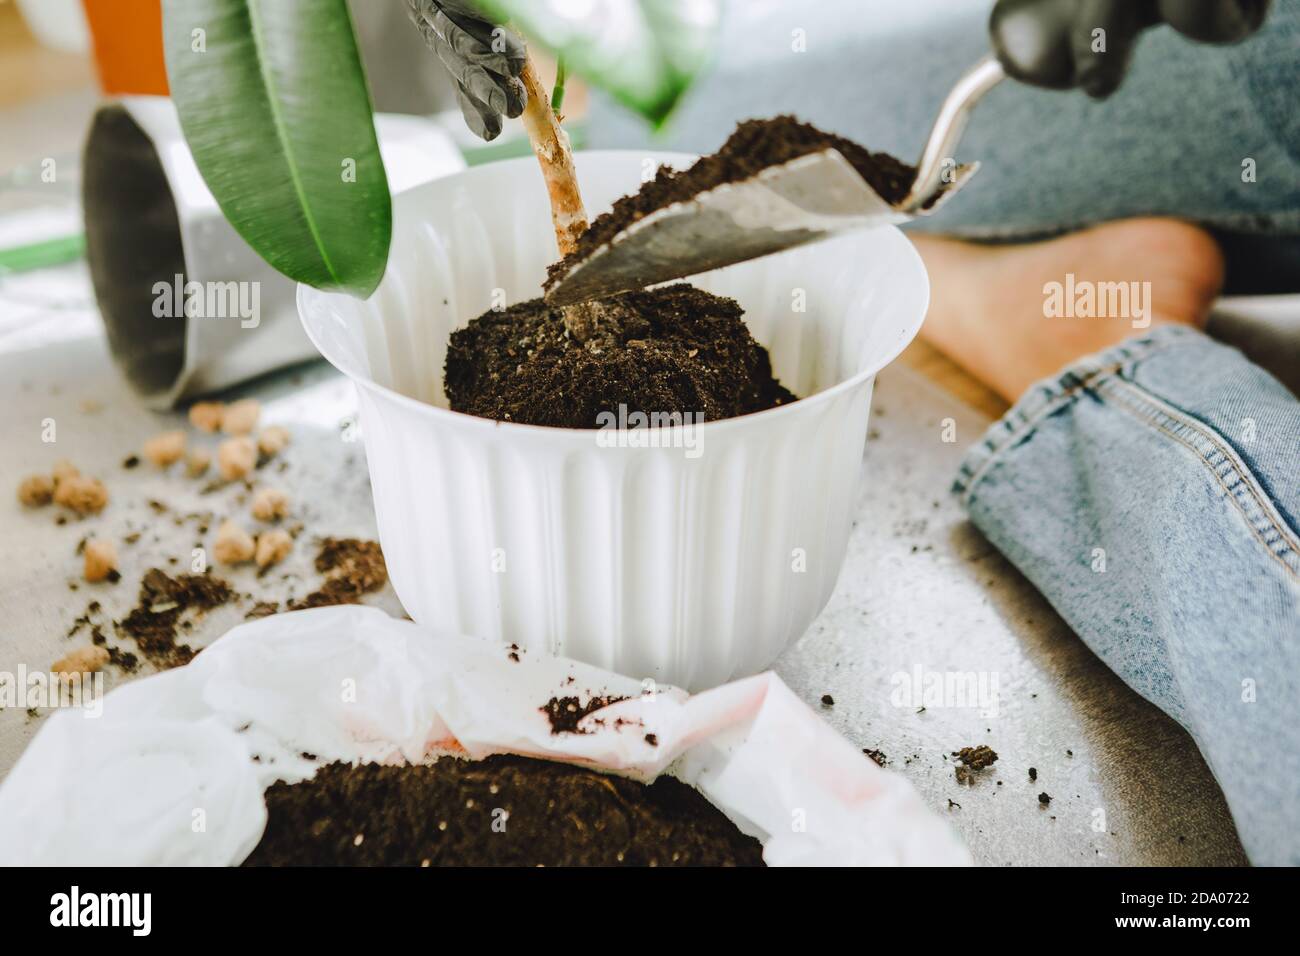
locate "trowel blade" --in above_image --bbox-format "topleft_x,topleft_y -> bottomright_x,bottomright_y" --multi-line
545,149 -> 978,307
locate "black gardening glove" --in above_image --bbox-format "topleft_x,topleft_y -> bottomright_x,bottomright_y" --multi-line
990,0 -> 1271,98
407,0 -> 528,140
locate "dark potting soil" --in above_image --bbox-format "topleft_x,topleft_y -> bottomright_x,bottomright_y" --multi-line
115,568 -> 234,669
863,748 -> 888,768
952,744 -> 999,785
541,694 -> 628,735
445,284 -> 795,428
545,115 -> 918,290
286,538 -> 388,610
242,754 -> 765,867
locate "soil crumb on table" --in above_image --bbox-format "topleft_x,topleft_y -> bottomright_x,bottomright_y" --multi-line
546,115 -> 917,289
243,755 -> 765,867
445,284 -> 795,428
116,569 -> 234,669
287,538 -> 388,610
863,748 -> 888,768
952,744 -> 998,784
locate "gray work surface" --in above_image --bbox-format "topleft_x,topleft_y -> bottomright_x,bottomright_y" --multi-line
0,264 -> 1246,866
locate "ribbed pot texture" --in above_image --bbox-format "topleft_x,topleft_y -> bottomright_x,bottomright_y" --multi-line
299,152 -> 928,691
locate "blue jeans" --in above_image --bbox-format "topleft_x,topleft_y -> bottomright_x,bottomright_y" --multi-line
589,1 -> 1300,863
954,326 -> 1300,866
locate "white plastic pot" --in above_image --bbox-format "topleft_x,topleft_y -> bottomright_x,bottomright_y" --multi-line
299,151 -> 928,691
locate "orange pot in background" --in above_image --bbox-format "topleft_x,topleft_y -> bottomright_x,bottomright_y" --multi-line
82,0 -> 168,95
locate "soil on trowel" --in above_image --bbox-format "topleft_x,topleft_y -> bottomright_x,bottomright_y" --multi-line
545,115 -> 918,288
242,754 -> 765,867
445,284 -> 795,428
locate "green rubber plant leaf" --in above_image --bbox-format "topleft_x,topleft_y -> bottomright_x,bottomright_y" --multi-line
474,0 -> 720,127
162,0 -> 391,297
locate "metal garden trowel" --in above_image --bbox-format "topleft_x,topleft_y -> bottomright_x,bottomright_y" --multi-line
545,56 -> 1006,307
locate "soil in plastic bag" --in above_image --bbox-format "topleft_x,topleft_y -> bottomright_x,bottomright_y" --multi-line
242,754 -> 766,867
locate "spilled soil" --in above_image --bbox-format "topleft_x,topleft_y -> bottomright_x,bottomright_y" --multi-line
541,694 -> 629,735
115,569 -> 234,669
286,538 -> 388,610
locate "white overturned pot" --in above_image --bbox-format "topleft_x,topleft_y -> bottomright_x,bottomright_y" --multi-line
299,152 -> 928,691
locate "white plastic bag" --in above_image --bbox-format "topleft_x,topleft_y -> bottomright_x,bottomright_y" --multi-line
0,606 -> 970,866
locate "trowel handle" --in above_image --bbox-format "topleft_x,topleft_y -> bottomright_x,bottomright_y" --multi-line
900,56 -> 1004,214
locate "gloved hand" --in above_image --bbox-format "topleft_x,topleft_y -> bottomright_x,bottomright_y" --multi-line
990,0 -> 1271,98
407,0 -> 528,140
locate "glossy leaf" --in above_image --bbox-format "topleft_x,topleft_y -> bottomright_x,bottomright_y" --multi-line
162,0 -> 391,296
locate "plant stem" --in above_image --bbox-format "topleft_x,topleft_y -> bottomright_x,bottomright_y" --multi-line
518,52 -> 602,340
518,55 -> 587,257
551,58 -> 567,115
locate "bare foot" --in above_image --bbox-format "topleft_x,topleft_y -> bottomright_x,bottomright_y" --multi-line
914,218 -> 1224,403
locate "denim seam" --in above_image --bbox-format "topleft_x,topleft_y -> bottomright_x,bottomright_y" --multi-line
1101,377 -> 1300,583
950,324 -> 1300,584
953,336 -> 1197,501
955,329 -> 1214,503
955,365 -> 1124,505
